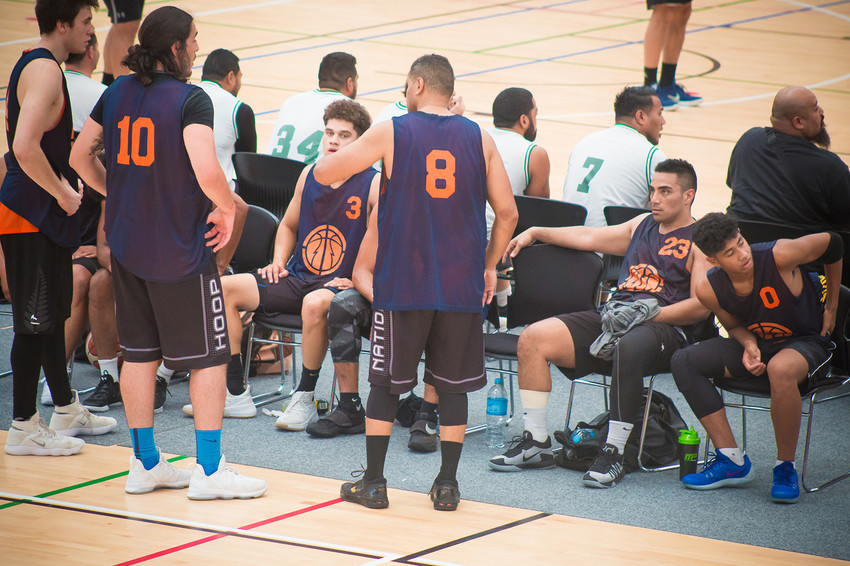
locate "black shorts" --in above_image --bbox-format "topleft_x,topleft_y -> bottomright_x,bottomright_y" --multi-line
556,310 -> 685,377
647,0 -> 691,8
368,309 -> 485,395
72,255 -> 100,276
711,336 -> 832,389
106,0 -> 144,23
1,232 -> 72,334
111,255 -> 230,370
252,273 -> 329,315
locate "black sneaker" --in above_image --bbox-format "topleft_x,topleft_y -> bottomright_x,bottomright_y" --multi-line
340,475 -> 389,509
582,443 -> 625,488
82,373 -> 122,412
306,402 -> 366,438
408,410 -> 438,453
153,376 -> 168,414
488,430 -> 555,471
429,478 -> 460,511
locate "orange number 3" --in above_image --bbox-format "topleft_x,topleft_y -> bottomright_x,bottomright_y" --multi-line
346,196 -> 362,220
425,149 -> 455,199
117,116 -> 155,167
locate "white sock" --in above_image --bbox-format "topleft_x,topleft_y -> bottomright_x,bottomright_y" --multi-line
99,358 -> 120,382
519,389 -> 549,441
157,362 -> 174,383
605,420 -> 633,452
775,459 -> 794,469
718,447 -> 745,466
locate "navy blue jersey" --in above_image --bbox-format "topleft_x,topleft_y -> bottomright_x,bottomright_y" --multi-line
614,215 -> 693,306
97,74 -> 213,282
708,241 -> 823,342
373,112 -> 487,312
286,166 -> 375,283
0,48 -> 80,248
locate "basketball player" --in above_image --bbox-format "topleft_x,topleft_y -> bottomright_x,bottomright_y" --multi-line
266,52 -> 358,164
562,86 -> 666,228
2,0 -> 117,457
490,159 -> 709,490
213,99 -> 378,426
672,213 -> 842,503
314,54 -> 518,511
643,0 -> 701,108
71,6 -> 266,499
101,0 -> 144,85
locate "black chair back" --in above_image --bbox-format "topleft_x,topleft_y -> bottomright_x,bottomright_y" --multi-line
514,195 -> 586,236
833,285 -> 850,375
230,205 -> 279,274
232,152 -> 307,219
507,244 -> 603,328
601,206 -> 649,285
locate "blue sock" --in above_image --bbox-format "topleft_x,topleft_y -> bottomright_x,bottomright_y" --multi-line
131,427 -> 159,471
196,429 -> 222,476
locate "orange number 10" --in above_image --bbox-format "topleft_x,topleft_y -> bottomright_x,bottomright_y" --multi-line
425,149 -> 456,199
117,116 -> 155,167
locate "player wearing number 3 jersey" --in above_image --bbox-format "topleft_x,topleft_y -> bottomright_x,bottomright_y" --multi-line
491,159 -> 710,490
315,54 -> 518,512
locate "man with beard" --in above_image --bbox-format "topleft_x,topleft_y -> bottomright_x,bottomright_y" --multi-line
727,86 -> 850,231
562,86 -> 667,228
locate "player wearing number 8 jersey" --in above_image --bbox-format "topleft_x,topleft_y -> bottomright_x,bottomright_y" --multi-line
672,213 -> 841,503
492,159 -> 710,490
562,86 -> 666,227
315,54 -> 518,512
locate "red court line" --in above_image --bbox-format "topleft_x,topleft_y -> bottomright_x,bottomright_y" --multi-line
114,498 -> 342,566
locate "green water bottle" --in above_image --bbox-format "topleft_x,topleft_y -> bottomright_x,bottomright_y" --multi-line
678,427 -> 700,479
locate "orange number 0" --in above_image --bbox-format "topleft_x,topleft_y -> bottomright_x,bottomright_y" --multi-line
346,196 -> 362,220
759,286 -> 780,309
117,116 -> 155,167
425,149 -> 455,199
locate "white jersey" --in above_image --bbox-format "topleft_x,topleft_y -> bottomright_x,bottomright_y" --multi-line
485,127 -> 538,234
372,101 -> 408,171
64,70 -> 106,133
265,89 -> 349,164
562,124 -> 665,227
198,80 -> 243,191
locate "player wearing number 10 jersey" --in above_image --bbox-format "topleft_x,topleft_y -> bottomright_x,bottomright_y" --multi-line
315,54 -> 518,512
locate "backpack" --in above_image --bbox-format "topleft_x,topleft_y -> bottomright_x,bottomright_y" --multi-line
554,388 -> 687,473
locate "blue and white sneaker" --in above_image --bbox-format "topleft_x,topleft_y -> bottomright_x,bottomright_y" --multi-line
682,451 -> 754,490
651,83 -> 679,110
771,461 -> 799,503
658,83 -> 702,107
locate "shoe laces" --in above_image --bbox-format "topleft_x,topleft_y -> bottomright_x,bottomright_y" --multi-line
349,467 -> 367,479
774,462 -> 796,485
502,432 -> 534,456
88,377 -> 115,401
36,418 -> 62,441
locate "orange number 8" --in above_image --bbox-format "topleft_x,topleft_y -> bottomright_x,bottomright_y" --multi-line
425,149 -> 455,199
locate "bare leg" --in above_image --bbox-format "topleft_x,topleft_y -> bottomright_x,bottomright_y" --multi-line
660,3 -> 691,65
189,364 -> 227,431
766,350 -> 808,462
221,273 -> 261,356
699,407 -> 738,449
120,360 -> 159,429
89,269 -> 119,361
335,361 -> 358,393
423,383 -> 438,404
215,194 -> 248,274
516,317 -> 578,392
103,20 -> 141,79
64,264 -> 92,361
300,289 -> 334,369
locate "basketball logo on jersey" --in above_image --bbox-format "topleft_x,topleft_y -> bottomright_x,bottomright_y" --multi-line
620,263 -> 665,294
747,322 -> 793,340
302,224 -> 346,276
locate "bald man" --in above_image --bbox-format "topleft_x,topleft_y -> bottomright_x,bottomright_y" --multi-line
727,86 -> 850,231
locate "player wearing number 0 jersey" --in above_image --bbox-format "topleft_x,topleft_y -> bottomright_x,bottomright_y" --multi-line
672,213 -> 841,503
315,54 -> 518,512
492,159 -> 710,490
562,86 -> 666,227
265,52 -> 357,164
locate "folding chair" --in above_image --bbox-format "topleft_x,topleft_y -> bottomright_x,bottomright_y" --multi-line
598,206 -> 649,305
232,152 -> 306,219
513,195 -> 587,236
229,205 -> 278,274
704,285 -> 850,492
474,244 -> 603,433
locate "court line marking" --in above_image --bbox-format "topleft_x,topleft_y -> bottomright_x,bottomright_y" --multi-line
780,0 -> 850,22
0,454 -> 188,511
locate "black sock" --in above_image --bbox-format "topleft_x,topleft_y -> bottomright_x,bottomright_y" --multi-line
102,73 -> 114,86
296,366 -> 320,392
226,354 -> 245,396
644,66 -> 658,87
436,441 -> 463,482
365,435 -> 390,481
659,63 -> 677,88
340,392 -> 361,407
420,400 -> 438,416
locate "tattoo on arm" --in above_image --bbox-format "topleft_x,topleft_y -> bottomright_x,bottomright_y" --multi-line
89,137 -> 104,156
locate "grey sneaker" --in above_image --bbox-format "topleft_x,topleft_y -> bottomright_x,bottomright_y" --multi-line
488,430 -> 555,471
582,443 -> 625,488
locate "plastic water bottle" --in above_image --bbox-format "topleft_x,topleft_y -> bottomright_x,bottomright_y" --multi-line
486,377 -> 508,448
570,427 -> 596,444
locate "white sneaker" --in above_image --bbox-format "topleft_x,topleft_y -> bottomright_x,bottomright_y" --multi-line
182,386 -> 257,418
275,391 -> 318,431
5,414 -> 85,456
187,456 -> 268,500
49,390 -> 118,436
125,454 -> 192,494
40,378 -> 53,406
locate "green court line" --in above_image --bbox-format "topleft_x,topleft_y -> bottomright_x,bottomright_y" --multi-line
0,454 -> 189,511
